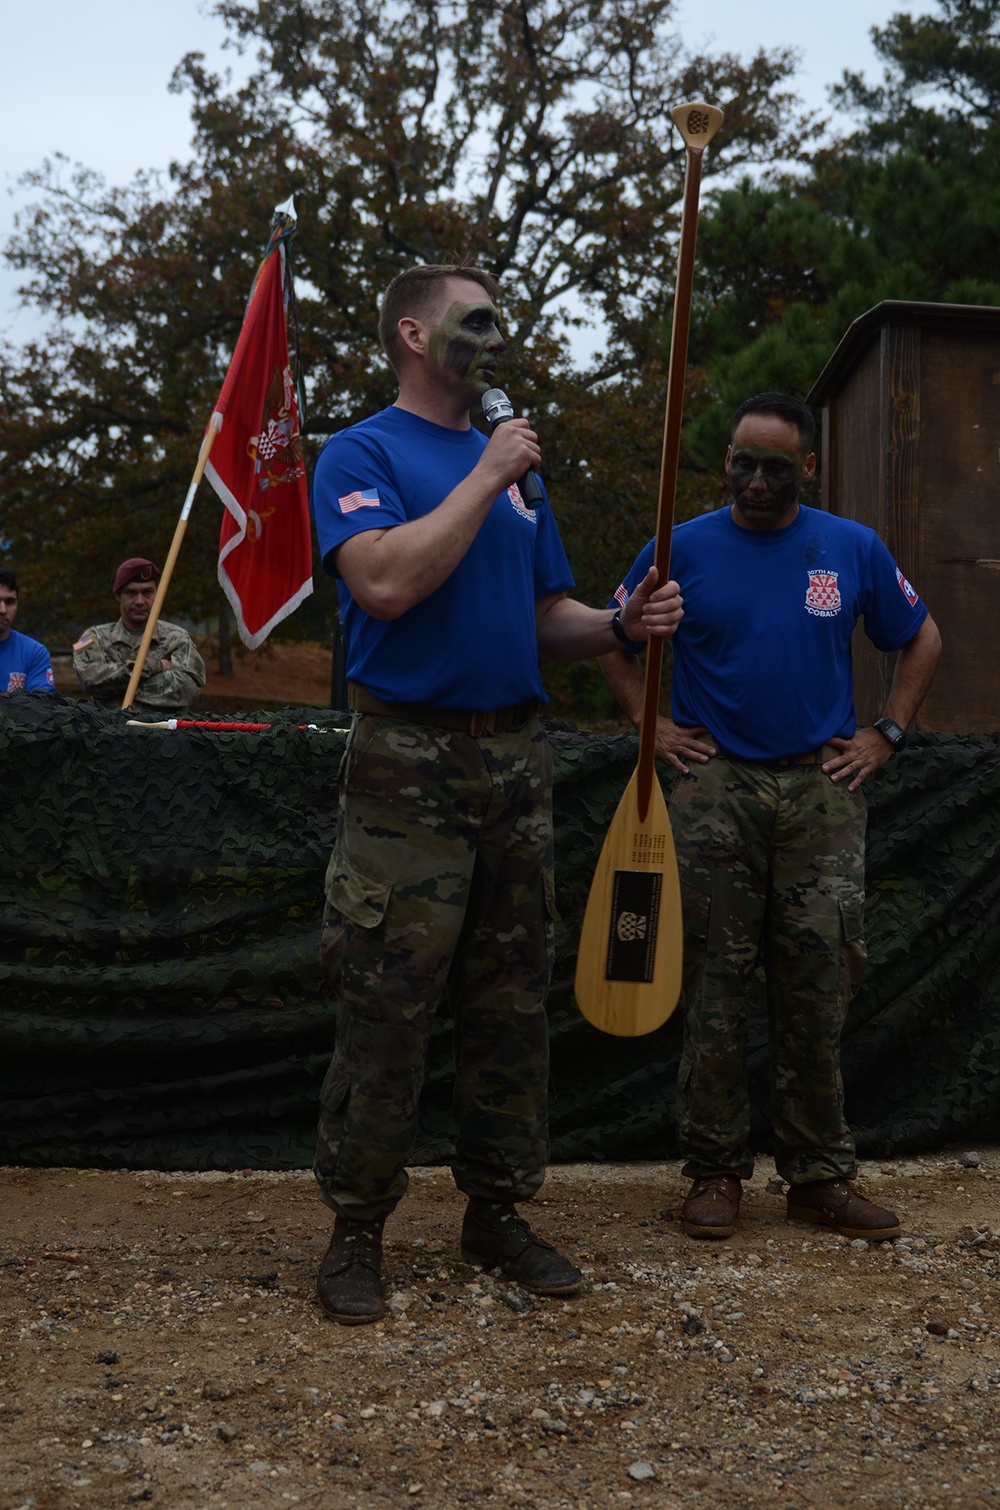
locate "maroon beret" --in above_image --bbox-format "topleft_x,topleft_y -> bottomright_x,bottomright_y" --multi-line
113,558 -> 160,595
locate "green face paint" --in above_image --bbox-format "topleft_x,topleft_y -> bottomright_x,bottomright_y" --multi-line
427,300 -> 505,395
727,443 -> 804,528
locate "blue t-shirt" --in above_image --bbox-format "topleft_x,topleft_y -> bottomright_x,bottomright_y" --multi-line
0,630 -> 55,694
611,505 -> 928,760
312,406 -> 574,708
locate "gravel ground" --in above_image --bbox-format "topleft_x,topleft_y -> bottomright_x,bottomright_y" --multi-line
2,1153 -> 999,1509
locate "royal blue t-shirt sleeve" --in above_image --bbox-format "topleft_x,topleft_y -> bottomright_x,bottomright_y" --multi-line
533,489 -> 575,598
861,534 -> 929,651
311,429 -> 408,572
27,641 -> 55,692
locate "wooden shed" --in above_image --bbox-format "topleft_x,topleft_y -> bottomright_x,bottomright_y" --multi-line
807,299 -> 1000,735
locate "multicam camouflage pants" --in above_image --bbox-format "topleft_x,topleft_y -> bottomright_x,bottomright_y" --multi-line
670,755 -> 868,1185
314,713 -> 557,1222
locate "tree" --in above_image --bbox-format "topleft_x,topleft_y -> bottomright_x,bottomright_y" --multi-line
685,0 -> 1000,467
0,0 -> 812,656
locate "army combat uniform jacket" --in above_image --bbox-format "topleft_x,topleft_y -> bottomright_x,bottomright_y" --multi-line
73,619 -> 206,715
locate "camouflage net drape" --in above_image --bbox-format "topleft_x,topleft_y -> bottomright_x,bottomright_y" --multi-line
1,699 -> 998,1170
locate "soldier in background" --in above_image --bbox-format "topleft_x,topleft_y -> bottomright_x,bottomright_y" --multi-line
0,569 -> 55,695
74,558 -> 206,715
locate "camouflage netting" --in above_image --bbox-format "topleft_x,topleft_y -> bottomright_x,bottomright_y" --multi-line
1,698 -> 998,1171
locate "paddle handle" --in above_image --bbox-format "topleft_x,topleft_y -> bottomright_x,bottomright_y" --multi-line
635,103 -> 722,817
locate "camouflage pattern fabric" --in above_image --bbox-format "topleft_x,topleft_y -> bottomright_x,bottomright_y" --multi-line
671,756 -> 866,1185
315,713 -> 555,1221
73,618 -> 206,713
0,698 -> 998,1170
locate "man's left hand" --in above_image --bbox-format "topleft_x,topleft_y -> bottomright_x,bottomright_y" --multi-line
823,728 -> 895,791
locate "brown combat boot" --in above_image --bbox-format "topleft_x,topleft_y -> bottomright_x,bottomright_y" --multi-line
681,1175 -> 742,1238
317,1215 -> 385,1324
460,1199 -> 583,1295
786,1179 -> 900,1240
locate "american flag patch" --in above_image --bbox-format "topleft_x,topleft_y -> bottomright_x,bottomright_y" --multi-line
614,583 -> 629,608
338,488 -> 381,513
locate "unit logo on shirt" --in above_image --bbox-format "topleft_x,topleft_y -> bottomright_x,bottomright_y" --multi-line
6,673 -> 26,692
896,566 -> 920,608
804,569 -> 842,618
506,483 -> 537,522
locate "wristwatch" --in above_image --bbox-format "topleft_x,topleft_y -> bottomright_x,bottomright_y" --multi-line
610,607 -> 643,649
872,716 -> 907,752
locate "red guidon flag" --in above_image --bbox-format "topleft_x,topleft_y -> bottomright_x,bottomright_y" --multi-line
206,232 -> 313,648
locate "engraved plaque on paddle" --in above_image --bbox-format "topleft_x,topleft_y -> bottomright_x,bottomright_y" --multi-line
605,869 -> 662,982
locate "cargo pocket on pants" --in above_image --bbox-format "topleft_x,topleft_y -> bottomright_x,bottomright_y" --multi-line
318,1059 -> 350,1116
320,848 -> 392,1018
839,896 -> 868,999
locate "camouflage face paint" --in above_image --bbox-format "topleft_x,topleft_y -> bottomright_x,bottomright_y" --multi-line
427,300 -> 505,395
727,444 -> 804,529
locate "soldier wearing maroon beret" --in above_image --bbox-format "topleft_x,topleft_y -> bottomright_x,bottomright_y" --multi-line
73,557 -> 206,714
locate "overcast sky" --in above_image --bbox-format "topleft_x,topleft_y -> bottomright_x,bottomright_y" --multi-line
1,0 -> 909,346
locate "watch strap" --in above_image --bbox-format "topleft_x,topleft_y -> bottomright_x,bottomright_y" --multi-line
611,607 -> 643,649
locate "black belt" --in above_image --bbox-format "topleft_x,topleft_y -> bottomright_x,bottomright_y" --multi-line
348,682 -> 539,736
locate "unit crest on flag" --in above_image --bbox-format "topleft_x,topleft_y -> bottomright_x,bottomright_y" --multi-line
247,364 -> 306,497
804,569 -> 842,618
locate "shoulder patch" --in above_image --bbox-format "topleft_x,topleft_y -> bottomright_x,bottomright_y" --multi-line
338,488 -> 380,513
73,635 -> 94,652
895,566 -> 920,608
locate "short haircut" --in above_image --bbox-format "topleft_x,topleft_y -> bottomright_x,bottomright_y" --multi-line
378,264 -> 499,370
730,392 -> 817,453
0,569 -> 18,594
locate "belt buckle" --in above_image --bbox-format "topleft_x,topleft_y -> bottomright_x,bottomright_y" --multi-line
470,709 -> 497,736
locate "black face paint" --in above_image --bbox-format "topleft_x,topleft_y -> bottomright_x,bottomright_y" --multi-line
727,445 -> 804,527
427,300 -> 505,395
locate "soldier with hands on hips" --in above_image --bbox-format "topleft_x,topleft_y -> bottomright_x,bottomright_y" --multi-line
601,392 -> 940,1244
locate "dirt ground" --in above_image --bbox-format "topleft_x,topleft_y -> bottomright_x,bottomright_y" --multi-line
3,1153 -> 999,1510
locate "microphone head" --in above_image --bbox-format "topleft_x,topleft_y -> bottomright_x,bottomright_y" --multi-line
482,388 -> 514,427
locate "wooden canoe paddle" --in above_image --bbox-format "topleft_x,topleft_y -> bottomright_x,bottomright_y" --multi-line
574,101 -> 724,1038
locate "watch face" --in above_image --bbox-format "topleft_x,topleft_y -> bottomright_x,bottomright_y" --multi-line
875,718 -> 905,749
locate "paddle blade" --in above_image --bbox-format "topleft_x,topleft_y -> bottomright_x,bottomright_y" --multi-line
573,770 -> 683,1037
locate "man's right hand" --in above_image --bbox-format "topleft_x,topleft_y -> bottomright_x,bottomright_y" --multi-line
476,416 -> 540,493
654,716 -> 717,775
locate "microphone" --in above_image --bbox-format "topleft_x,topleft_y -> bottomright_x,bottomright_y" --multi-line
481,388 -> 544,508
